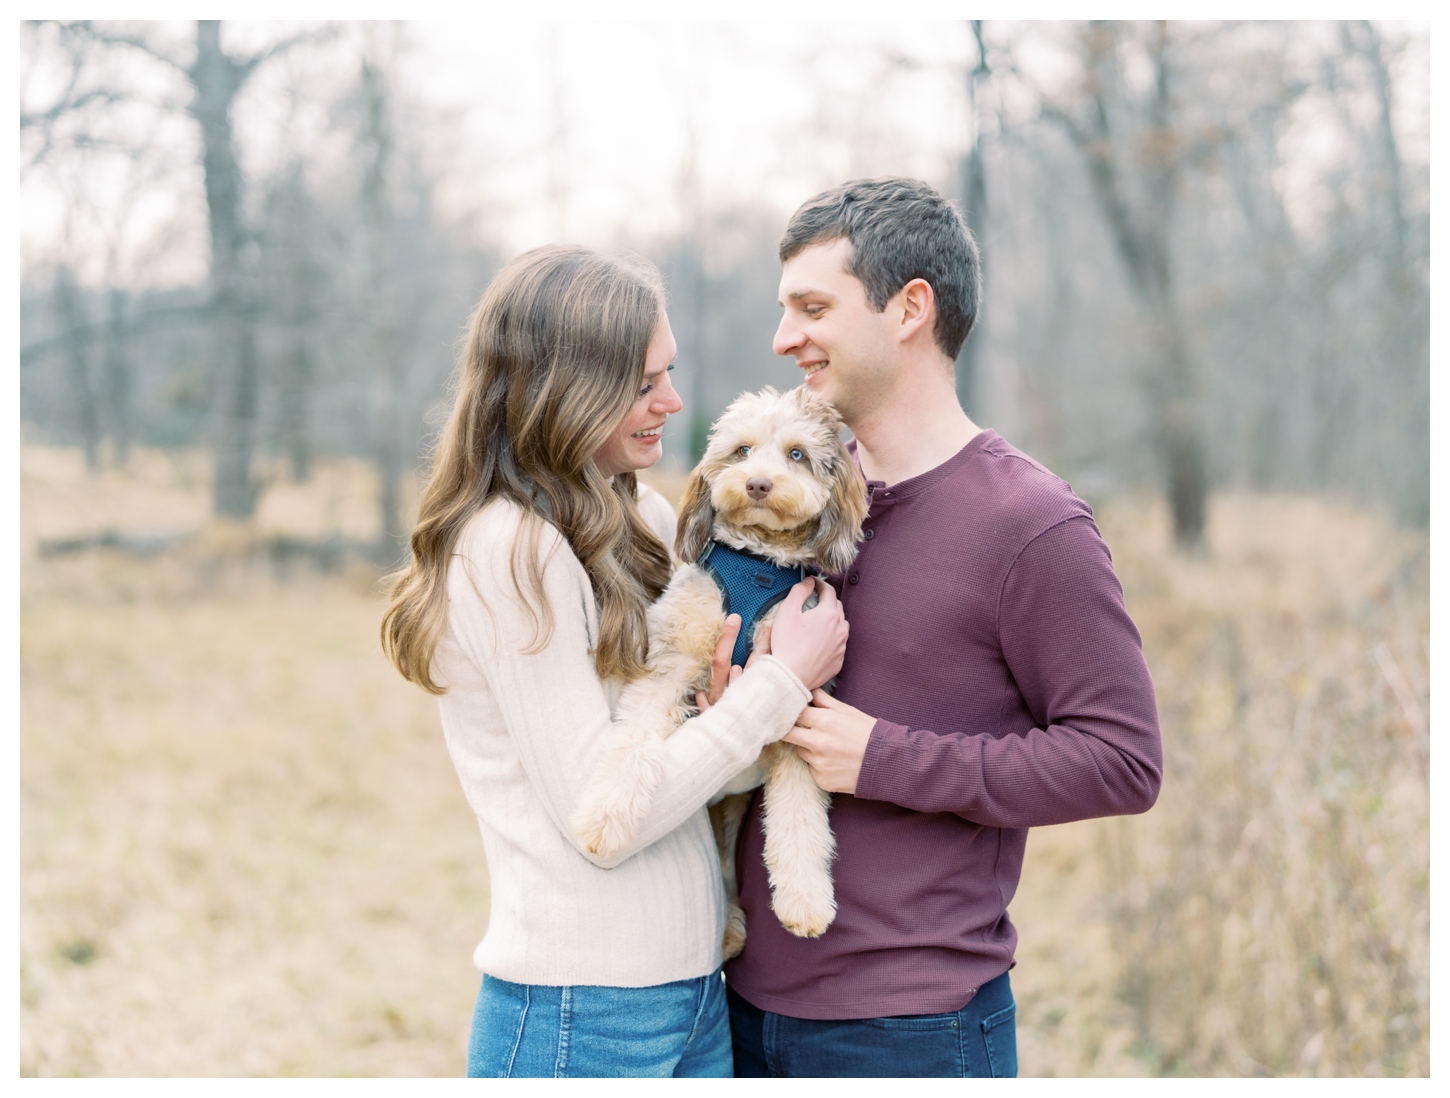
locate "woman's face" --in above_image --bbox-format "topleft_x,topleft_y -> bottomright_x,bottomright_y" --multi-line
594,312 -> 682,478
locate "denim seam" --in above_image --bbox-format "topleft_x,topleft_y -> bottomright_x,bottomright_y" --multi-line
955,1003 -> 968,1078
554,986 -> 573,1078
763,1008 -> 781,1077
683,975 -> 706,1052
980,1002 -> 1016,1078
503,984 -> 529,1078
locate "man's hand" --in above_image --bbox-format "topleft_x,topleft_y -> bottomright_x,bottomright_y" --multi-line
782,689 -> 877,794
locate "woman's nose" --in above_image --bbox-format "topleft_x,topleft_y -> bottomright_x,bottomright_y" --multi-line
653,373 -> 683,415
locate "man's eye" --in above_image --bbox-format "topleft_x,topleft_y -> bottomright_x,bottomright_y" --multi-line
738,445 -> 751,457
788,448 -> 804,462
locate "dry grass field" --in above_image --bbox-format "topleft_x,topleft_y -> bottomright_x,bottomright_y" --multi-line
18,444 -> 1429,1077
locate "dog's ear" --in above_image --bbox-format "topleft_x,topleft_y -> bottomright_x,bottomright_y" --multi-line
812,450 -> 869,575
675,468 -> 716,564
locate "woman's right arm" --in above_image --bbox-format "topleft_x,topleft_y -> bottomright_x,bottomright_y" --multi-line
447,521 -> 826,869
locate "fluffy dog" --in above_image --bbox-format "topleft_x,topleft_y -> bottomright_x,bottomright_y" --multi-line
572,384 -> 868,955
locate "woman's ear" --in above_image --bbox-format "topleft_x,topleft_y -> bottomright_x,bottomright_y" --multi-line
812,452 -> 869,575
675,469 -> 716,564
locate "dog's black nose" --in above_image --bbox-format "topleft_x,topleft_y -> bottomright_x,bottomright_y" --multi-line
746,477 -> 773,500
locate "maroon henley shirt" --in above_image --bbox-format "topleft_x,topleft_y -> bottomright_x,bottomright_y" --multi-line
724,429 -> 1162,1020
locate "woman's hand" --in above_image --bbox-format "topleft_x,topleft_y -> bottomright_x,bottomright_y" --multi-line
769,578 -> 849,692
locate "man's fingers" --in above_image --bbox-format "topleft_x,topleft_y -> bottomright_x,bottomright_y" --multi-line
729,664 -> 743,684
811,577 -> 839,609
781,578 -> 814,612
795,705 -> 823,728
811,688 -> 845,709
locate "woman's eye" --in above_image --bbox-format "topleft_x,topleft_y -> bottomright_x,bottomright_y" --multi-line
789,448 -> 803,462
640,365 -> 673,397
738,445 -> 751,457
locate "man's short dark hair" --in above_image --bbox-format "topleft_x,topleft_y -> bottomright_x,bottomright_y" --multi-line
779,177 -> 980,361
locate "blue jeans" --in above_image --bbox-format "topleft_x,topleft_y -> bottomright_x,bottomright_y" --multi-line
727,970 -> 1017,1078
466,968 -> 733,1077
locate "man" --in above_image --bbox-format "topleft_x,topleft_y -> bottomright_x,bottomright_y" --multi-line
724,177 -> 1162,1078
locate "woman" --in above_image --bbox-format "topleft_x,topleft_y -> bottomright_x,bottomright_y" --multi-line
381,245 -> 848,1077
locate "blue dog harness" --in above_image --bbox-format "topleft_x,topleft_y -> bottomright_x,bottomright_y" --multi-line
697,541 -> 811,668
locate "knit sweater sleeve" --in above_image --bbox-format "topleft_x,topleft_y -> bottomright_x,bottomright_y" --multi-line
854,514 -> 1162,826
447,508 -> 810,869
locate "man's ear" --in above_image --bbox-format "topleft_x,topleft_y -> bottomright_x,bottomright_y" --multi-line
897,278 -> 936,344
812,451 -> 869,575
675,470 -> 716,564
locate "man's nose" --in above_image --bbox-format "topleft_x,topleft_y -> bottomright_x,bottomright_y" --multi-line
773,314 -> 804,358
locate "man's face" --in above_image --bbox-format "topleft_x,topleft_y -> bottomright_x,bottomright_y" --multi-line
773,237 -> 898,426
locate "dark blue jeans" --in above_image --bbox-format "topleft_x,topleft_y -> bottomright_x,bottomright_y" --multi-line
727,970 -> 1017,1078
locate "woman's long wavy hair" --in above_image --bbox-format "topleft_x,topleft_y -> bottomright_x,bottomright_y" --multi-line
381,245 -> 674,694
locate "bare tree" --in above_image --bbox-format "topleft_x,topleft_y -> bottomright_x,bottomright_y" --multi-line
102,288 -> 133,465
1037,21 -> 1208,547
52,266 -> 101,471
359,37 -> 407,563
955,20 -> 991,418
80,19 -> 328,517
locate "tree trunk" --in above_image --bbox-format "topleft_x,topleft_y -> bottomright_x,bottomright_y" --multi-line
103,287 -> 132,466
361,55 -> 407,565
189,19 -> 260,518
1070,20 -> 1206,548
955,20 -> 989,417
279,341 -> 313,483
54,267 -> 100,471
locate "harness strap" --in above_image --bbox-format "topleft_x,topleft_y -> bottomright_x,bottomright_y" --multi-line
698,541 -> 809,668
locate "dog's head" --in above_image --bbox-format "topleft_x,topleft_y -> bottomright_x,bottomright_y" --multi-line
676,385 -> 868,573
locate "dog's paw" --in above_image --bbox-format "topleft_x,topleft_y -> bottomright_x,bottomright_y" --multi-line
573,810 -> 609,857
572,796 -> 630,859
771,887 -> 837,939
722,903 -> 748,960
576,811 -> 633,859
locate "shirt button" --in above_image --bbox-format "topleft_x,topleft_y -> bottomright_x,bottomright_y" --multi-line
863,529 -> 875,540
847,573 -> 860,585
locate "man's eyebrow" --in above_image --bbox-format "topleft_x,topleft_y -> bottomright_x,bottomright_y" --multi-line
781,288 -> 832,304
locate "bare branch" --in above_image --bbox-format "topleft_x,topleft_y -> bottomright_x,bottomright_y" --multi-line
71,19 -> 188,74
237,23 -> 342,82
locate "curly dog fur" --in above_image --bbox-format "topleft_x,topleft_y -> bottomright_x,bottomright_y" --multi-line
572,384 -> 868,954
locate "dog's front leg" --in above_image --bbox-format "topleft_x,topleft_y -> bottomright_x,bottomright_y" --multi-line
760,741 -> 837,938
572,656 -> 697,858
709,793 -> 753,959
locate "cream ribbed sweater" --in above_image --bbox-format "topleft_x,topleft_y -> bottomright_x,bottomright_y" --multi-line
433,486 -> 810,988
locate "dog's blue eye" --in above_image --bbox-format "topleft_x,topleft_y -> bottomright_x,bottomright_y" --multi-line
789,448 -> 803,461
738,445 -> 751,457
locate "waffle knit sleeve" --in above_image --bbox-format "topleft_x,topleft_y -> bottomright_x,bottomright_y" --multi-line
448,514 -> 809,869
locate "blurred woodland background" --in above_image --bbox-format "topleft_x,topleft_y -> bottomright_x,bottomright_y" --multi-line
19,19 -> 1429,1077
